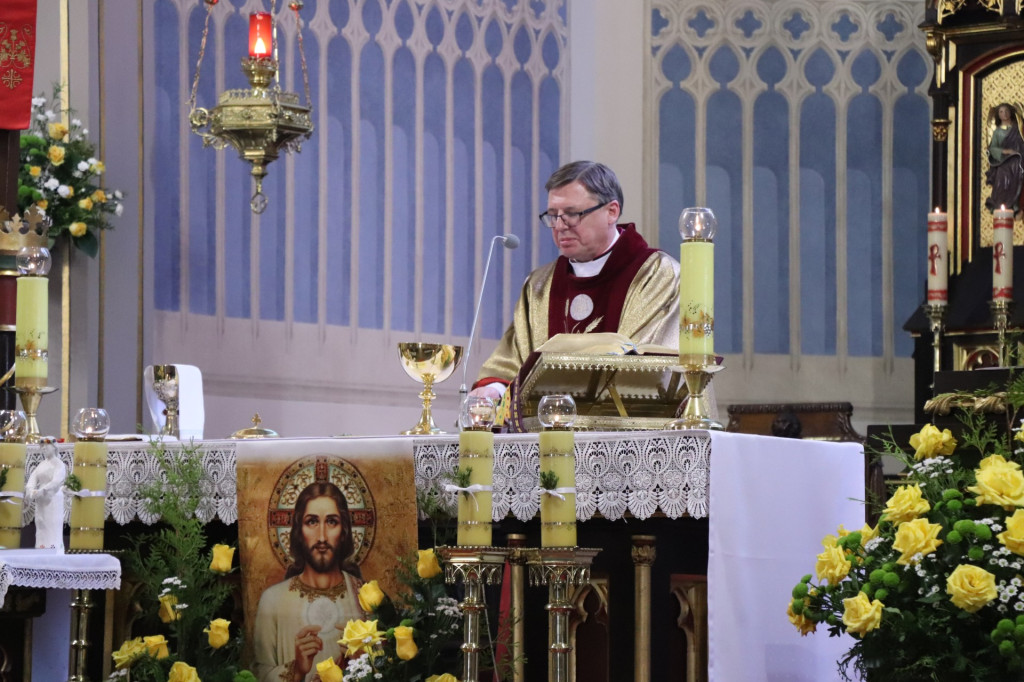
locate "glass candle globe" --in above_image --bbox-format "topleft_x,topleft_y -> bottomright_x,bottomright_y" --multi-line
678,207 -> 717,242
16,246 -> 52,276
460,396 -> 496,431
0,410 -> 27,443
73,407 -> 110,441
537,394 -> 577,430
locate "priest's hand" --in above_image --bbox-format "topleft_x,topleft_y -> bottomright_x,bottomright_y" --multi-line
293,624 -> 323,678
469,383 -> 505,403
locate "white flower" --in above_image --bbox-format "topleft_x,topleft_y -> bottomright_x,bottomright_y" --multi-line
44,177 -> 59,190
77,160 -> 90,172
114,202 -> 123,217
57,185 -> 72,198
113,190 -> 123,200
72,118 -> 82,127
31,97 -> 46,107
44,110 -> 56,122
35,114 -> 47,122
81,128 -> 88,135
174,602 -> 188,610
1017,602 -> 1024,612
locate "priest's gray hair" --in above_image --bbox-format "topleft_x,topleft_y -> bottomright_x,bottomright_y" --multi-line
546,160 -> 624,213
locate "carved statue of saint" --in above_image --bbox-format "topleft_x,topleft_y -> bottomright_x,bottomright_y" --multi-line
985,102 -> 1024,214
25,440 -> 66,550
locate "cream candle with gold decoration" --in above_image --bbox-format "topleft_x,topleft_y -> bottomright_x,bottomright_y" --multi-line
539,429 -> 576,547
456,429 -> 494,546
0,410 -> 28,548
69,408 -> 110,550
0,442 -> 27,548
993,205 -> 1015,301
678,208 -> 718,359
14,247 -> 51,388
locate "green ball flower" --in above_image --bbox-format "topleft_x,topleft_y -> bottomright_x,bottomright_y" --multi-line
874,588 -> 889,601
946,499 -> 963,512
968,546 -> 985,561
946,530 -> 963,544
792,583 -> 809,599
790,598 -> 805,615
975,524 -> 993,541
1000,639 -> 1016,656
954,519 -> 975,534
826,614 -> 838,626
801,574 -> 813,584
870,569 -> 887,586
964,498 -> 977,506
943,489 -> 963,500
883,572 -> 900,588
999,619 -> 1016,634
1015,624 -> 1024,643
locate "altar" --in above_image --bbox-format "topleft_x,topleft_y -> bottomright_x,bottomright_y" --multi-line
13,429 -> 863,681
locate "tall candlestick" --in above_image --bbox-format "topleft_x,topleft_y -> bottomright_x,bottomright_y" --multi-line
14,247 -> 50,388
249,12 -> 273,58
993,205 -> 1014,301
678,208 -> 717,359
927,208 -> 948,305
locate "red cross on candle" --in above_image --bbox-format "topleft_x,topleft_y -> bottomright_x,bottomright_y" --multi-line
995,241 -> 1006,275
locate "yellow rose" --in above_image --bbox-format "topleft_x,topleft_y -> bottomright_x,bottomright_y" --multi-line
47,145 -> 65,166
92,160 -> 106,174
205,618 -> 230,648
947,564 -> 997,613
158,593 -> 180,623
842,592 -> 883,637
340,619 -> 385,657
168,661 -> 201,682
91,189 -> 107,203
968,455 -> 1024,508
417,548 -> 442,579
999,509 -> 1024,555
426,675 -> 458,682
111,637 -> 146,669
858,523 -> 878,546
394,625 -> 418,660
209,544 -> 235,573
1016,428 -> 1024,444
28,165 -> 41,177
69,222 -> 87,237
48,122 -> 69,141
316,657 -> 344,682
891,517 -> 943,565
143,634 -> 169,659
814,544 -> 851,585
882,483 -> 930,525
35,199 -> 48,210
909,424 -> 957,461
78,197 -> 94,211
787,600 -> 816,636
358,579 -> 385,612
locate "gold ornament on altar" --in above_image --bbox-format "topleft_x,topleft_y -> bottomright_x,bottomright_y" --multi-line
188,0 -> 314,214
397,343 -> 463,435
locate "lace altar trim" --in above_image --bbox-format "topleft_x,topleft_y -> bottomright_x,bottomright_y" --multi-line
415,431 -> 711,522
0,563 -> 121,607
15,433 -> 709,526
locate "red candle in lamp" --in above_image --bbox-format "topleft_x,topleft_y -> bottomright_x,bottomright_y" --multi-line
993,204 -> 1014,301
249,12 -> 273,58
927,208 -> 948,305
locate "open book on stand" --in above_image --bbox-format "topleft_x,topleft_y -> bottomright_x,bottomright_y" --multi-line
503,334 -> 686,433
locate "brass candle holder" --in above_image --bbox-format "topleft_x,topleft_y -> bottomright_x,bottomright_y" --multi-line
10,385 -> 57,444
435,545 -> 510,682
990,299 -> 1013,367
524,546 -> 601,682
666,353 -> 723,430
923,303 -> 946,374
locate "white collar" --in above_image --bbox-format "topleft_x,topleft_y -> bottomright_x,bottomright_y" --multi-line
569,230 -> 620,277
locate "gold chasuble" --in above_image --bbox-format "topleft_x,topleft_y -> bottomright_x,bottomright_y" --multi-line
476,224 -> 680,386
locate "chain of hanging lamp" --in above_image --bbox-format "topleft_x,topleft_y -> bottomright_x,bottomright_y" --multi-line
187,0 -> 313,214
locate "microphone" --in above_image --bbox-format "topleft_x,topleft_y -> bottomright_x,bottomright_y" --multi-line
459,234 -> 520,406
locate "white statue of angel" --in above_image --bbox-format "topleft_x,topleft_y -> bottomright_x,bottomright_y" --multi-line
25,440 -> 66,550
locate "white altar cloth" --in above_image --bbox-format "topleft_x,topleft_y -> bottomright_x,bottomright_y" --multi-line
0,549 -> 121,607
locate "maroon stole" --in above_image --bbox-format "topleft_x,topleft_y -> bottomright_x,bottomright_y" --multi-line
546,224 -> 657,338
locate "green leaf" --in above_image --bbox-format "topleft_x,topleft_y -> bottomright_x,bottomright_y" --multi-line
73,230 -> 99,258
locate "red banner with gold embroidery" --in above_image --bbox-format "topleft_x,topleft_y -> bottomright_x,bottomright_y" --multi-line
0,0 -> 37,130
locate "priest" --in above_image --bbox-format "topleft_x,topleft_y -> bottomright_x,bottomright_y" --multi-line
471,160 -> 680,402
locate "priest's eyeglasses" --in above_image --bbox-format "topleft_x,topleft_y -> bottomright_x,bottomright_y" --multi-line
538,202 -> 608,228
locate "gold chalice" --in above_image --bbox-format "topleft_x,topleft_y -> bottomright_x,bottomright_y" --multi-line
398,343 -> 463,435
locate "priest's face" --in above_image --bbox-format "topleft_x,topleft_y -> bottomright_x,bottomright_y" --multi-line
546,181 -> 620,262
300,495 -> 346,573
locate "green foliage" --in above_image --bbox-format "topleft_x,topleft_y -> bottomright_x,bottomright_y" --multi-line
539,470 -> 559,490
65,472 -> 82,492
111,439 -> 249,682
792,375 -> 1024,682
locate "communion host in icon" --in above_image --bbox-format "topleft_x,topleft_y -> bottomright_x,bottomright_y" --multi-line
470,160 -> 681,402
253,481 -> 366,682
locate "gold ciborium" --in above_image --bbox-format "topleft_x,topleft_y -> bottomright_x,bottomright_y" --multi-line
398,343 -> 463,435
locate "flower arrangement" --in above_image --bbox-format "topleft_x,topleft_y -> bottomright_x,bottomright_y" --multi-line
108,441 -> 252,682
789,378 -> 1024,682
17,85 -> 124,257
317,548 -> 462,682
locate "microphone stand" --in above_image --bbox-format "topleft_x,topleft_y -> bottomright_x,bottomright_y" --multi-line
459,235 -> 516,408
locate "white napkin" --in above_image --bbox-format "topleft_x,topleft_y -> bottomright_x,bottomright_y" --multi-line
143,364 -> 205,440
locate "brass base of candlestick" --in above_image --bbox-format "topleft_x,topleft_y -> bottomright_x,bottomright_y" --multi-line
990,299 -> 1013,367
923,303 -> 947,375
10,385 -> 57,443
435,546 -> 510,682
68,588 -> 94,682
666,354 -> 723,430
524,547 -> 601,682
